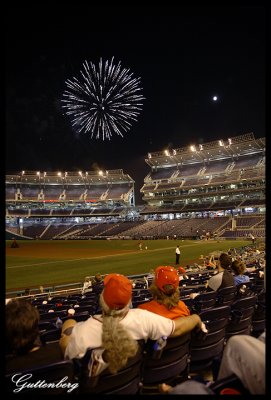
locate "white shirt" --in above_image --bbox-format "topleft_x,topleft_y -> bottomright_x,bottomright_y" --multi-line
176,247 -> 181,255
65,308 -> 175,360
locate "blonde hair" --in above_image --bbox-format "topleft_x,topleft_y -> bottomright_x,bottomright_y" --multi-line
149,283 -> 180,309
99,293 -> 139,374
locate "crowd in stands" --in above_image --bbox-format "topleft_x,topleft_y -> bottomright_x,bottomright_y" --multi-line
5,244 -> 265,395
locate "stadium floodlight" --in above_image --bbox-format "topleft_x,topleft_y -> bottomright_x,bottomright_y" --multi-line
148,153 -> 152,159
36,171 -> 40,176
43,172 -> 46,177
98,170 -> 103,176
78,171 -> 82,176
21,170 -> 25,175
228,138 -> 232,145
164,149 -> 170,156
219,140 -> 224,146
57,172 -> 62,177
190,145 -> 196,152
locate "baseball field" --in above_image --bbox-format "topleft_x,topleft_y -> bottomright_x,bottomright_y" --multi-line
6,239 -> 249,292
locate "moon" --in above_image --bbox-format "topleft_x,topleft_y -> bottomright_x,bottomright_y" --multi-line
212,96 -> 218,101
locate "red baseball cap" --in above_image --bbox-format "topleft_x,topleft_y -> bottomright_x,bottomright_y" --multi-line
178,266 -> 186,274
155,266 -> 179,292
103,273 -> 132,310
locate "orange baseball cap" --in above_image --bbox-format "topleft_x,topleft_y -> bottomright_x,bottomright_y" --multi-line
155,266 -> 179,292
103,273 -> 132,310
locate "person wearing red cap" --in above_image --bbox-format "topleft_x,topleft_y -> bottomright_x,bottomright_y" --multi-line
178,266 -> 189,281
138,266 -> 190,319
60,273 -> 205,374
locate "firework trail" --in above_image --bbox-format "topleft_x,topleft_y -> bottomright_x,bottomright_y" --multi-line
62,57 -> 145,140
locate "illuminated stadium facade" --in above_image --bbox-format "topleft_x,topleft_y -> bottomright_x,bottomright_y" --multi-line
141,133 -> 265,215
5,133 -> 265,240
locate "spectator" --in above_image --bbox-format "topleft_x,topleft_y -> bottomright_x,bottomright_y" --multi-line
178,266 -> 189,280
92,273 -> 104,294
159,380 -> 214,394
231,260 -> 250,286
205,253 -> 234,292
22,288 -> 32,300
138,266 -> 190,319
205,256 -> 216,270
158,331 -> 265,395
82,276 -> 92,294
217,332 -> 265,394
60,273 -> 205,374
6,299 -> 62,373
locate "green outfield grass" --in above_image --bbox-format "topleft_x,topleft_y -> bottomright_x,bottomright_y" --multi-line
6,239 -> 249,291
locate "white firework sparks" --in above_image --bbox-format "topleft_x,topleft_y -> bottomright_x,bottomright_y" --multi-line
62,57 -> 145,140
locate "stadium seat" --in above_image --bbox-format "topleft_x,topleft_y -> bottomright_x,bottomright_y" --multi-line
251,299 -> 266,337
40,328 -> 62,344
75,340 -> 145,394
226,294 -> 257,338
189,305 -> 231,373
215,286 -> 236,306
190,290 -> 217,313
61,311 -> 90,322
38,320 -> 58,332
140,333 -> 191,392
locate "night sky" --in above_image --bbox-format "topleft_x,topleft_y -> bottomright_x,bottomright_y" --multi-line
5,5 -> 265,204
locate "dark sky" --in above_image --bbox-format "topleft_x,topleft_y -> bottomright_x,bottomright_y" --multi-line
5,5 -> 266,204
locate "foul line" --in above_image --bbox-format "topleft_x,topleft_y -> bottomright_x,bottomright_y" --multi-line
7,242 -> 203,269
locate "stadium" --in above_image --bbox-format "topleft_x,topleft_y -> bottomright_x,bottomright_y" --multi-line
5,132 -> 266,394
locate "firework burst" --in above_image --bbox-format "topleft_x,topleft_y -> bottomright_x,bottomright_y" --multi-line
62,57 -> 145,140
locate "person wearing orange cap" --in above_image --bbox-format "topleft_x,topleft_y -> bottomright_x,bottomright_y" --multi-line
138,266 -> 190,319
60,273 -> 205,375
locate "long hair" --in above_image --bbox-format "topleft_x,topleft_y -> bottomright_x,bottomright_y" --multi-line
99,293 -> 139,374
149,283 -> 180,309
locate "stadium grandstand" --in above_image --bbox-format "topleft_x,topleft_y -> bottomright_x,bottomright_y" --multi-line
6,132 -> 265,241
140,132 -> 265,240
5,132 -> 266,395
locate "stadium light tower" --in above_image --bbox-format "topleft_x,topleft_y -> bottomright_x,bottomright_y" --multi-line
190,145 -> 196,152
